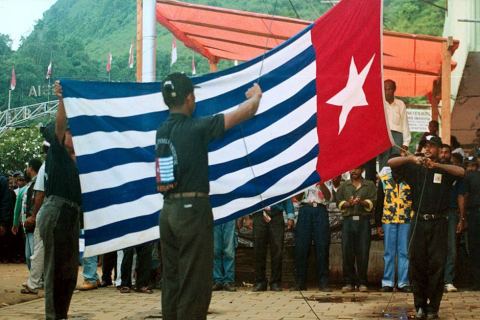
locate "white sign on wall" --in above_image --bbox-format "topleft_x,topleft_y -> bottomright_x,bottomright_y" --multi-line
407,108 -> 432,133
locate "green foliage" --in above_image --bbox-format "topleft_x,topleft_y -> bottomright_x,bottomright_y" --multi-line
0,127 -> 44,173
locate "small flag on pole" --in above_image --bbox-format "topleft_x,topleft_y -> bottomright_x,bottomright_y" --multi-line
171,38 -> 177,66
46,61 -> 52,79
106,53 -> 112,73
192,55 -> 196,75
10,66 -> 16,90
128,43 -> 134,69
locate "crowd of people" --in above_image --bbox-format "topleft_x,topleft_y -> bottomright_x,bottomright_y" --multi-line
1,77 -> 480,320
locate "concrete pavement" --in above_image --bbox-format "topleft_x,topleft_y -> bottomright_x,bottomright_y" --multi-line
0,284 -> 480,319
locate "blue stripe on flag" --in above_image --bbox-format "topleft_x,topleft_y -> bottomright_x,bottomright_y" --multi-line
82,177 -> 156,213
68,45 -> 314,136
209,114 -> 317,181
76,146 -> 155,174
210,144 -> 319,207
214,171 -> 320,225
61,79 -> 162,100
84,211 -> 159,246
69,111 -> 167,136
209,79 -> 316,152
194,46 -> 315,117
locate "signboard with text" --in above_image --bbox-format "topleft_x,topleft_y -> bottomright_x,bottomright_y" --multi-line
407,108 -> 431,132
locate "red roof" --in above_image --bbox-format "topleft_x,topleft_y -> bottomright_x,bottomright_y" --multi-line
156,0 -> 459,97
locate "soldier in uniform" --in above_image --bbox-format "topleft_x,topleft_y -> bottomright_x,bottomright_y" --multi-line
388,136 -> 465,319
155,73 -> 262,320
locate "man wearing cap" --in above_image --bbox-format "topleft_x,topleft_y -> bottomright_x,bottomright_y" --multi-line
388,135 -> 465,319
464,156 -> 480,291
156,72 -> 262,320
36,81 -> 82,320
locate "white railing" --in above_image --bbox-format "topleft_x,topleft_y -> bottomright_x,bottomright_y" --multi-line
0,100 -> 58,135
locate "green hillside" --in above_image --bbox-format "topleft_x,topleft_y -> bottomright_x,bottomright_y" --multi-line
0,0 -> 446,109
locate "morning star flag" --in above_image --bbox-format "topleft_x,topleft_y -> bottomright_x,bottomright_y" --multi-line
61,0 -> 391,257
46,61 -> 52,79
10,66 -> 16,90
106,53 -> 112,73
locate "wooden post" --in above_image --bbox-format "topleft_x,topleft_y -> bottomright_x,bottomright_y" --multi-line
136,0 -> 143,82
441,36 -> 453,144
209,61 -> 217,72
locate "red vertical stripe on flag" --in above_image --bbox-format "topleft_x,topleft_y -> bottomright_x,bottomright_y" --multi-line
312,0 -> 391,181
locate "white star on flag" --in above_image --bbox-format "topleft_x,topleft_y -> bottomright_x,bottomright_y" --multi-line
326,54 -> 375,134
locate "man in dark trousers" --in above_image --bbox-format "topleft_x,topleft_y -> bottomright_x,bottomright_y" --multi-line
37,81 -> 82,320
388,135 -> 464,320
464,156 -> 480,291
156,72 -> 262,320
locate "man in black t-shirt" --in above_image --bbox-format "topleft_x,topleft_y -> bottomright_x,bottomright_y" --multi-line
156,73 -> 262,320
388,135 -> 464,320
464,156 -> 480,291
36,81 -> 82,320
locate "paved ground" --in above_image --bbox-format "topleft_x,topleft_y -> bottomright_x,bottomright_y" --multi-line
1,263 -> 480,319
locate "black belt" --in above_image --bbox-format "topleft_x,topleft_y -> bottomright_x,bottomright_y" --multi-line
166,192 -> 208,199
418,214 -> 447,221
301,202 -> 326,208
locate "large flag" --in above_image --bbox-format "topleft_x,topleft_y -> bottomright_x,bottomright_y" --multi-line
46,61 -> 52,79
171,38 -> 177,65
106,53 -> 112,73
10,66 -> 16,90
128,43 -> 134,69
61,0 -> 390,257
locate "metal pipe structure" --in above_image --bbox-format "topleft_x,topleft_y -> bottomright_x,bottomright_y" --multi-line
142,0 -> 157,82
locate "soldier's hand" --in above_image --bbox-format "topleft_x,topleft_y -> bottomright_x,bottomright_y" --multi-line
245,83 -> 262,100
54,80 -> 63,100
11,226 -> 18,235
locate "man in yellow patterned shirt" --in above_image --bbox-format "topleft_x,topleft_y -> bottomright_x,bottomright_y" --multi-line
375,157 -> 413,293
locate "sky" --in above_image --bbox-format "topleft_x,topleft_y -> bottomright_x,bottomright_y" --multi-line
0,0 -> 57,50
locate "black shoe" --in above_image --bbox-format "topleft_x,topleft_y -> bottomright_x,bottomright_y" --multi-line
270,283 -> 282,291
397,285 -> 412,293
380,286 -> 393,292
99,281 -> 112,288
223,283 -> 236,292
319,285 -> 332,292
252,282 -> 267,292
426,312 -> 439,320
415,307 -> 426,319
212,282 -> 223,291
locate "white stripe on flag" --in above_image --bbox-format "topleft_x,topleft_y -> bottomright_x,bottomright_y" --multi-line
84,194 -> 162,230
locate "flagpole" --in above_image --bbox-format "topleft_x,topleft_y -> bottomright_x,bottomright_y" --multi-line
47,77 -> 51,103
7,89 -> 11,110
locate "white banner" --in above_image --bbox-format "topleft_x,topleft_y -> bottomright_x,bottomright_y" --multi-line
407,108 -> 431,133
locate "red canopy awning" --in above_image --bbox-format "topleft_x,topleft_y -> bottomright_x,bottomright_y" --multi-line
156,0 -> 459,97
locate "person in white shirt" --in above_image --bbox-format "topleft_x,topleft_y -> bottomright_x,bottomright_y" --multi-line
379,79 -> 411,171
